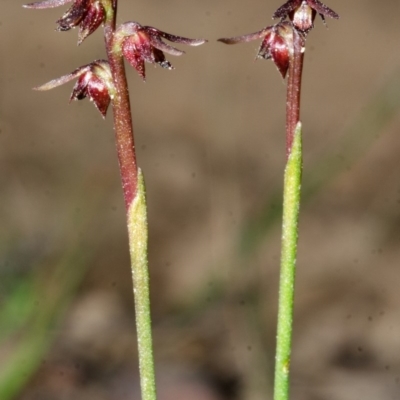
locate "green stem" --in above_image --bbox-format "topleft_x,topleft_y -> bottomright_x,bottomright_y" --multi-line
103,3 -> 157,400
128,170 -> 157,400
273,123 -> 302,400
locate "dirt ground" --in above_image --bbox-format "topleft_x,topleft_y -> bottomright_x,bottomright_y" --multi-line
1,0 -> 400,399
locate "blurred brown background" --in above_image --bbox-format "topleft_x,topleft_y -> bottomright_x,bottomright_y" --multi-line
1,0 -> 400,399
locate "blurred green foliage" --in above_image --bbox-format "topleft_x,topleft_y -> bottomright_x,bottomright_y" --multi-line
0,248 -> 87,400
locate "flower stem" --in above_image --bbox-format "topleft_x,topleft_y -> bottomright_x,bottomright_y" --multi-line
274,29 -> 304,400
273,123 -> 302,400
103,3 -> 157,400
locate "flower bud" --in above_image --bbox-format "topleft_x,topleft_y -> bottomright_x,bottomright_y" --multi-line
24,0 -> 106,44
258,23 -> 293,78
291,2 -> 315,33
121,30 -> 172,80
273,0 -> 339,34
34,60 -> 114,118
115,22 -> 206,80
218,22 -> 294,79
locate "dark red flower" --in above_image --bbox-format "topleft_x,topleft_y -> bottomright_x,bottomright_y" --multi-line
115,22 -> 207,80
24,0 -> 106,44
273,0 -> 339,33
34,60 -> 114,117
218,22 -> 294,78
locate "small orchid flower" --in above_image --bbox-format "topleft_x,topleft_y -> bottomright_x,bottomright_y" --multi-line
34,60 -> 115,117
24,0 -> 106,44
218,22 -> 294,79
114,22 -> 207,80
273,0 -> 339,33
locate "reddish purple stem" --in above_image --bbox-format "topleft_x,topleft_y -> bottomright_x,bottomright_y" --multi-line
103,4 -> 138,210
285,29 -> 304,159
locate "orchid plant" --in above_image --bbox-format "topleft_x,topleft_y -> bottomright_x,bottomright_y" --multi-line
23,1 -> 206,400
219,1 -> 338,399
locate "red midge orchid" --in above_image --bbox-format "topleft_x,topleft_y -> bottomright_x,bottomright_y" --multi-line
218,2 -> 339,400
24,0 -> 209,398
218,22 -> 293,79
114,22 -> 207,80
34,60 -> 114,117
23,0 -> 106,44
273,0 -> 339,33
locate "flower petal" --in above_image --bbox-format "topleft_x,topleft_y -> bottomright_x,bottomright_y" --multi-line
23,0 -> 72,9
292,3 -> 316,32
77,1 -> 105,44
70,72 -> 92,100
56,0 -> 88,31
33,65 -> 90,91
147,27 -> 206,46
272,0 -> 302,19
147,32 -> 184,56
307,0 -> 339,19
269,36 -> 290,78
86,76 -> 111,117
218,27 -> 273,44
122,38 -> 147,80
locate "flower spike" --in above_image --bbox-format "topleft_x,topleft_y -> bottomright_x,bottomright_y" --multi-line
34,60 -> 115,117
273,0 -> 339,33
115,22 -> 207,80
24,0 -> 106,44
